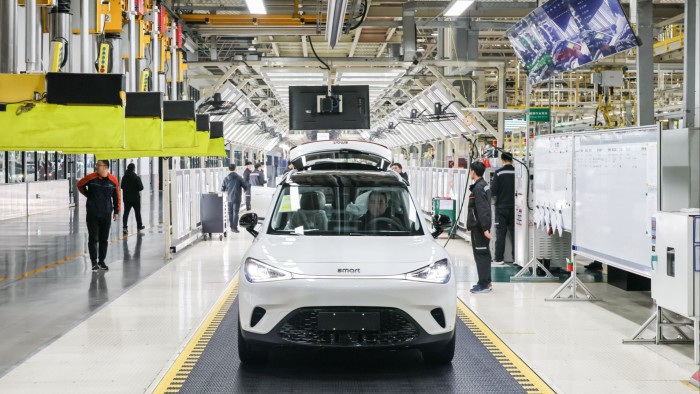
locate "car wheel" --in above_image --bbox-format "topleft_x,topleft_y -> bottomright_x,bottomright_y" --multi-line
422,330 -> 455,365
238,321 -> 268,364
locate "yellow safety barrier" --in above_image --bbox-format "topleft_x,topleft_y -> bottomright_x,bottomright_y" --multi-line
163,120 -> 197,149
208,137 -> 226,157
67,116 -> 164,157
167,131 -> 210,157
0,103 -> 125,151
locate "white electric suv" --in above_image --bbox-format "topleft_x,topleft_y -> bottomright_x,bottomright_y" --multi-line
237,141 -> 456,364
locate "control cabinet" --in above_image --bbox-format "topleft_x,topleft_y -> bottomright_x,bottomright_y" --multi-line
652,212 -> 700,318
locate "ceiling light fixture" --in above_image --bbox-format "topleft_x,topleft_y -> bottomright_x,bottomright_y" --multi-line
245,0 -> 267,14
326,0 -> 350,48
444,0 -> 474,17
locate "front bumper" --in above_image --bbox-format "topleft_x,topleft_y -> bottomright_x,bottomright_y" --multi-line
238,276 -> 456,348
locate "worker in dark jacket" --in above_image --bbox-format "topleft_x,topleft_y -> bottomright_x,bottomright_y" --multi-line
222,164 -> 250,233
77,160 -> 120,271
251,163 -> 267,186
490,152 -> 515,265
467,161 -> 493,293
120,163 -> 145,235
243,161 -> 254,210
390,162 -> 409,185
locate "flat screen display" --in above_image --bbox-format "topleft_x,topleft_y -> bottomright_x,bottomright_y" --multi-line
289,85 -> 370,131
507,0 -> 638,85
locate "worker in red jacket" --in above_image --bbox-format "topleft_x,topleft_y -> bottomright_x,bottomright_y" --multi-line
77,160 -> 121,271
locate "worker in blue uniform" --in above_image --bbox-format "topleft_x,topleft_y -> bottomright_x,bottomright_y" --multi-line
490,152 -> 516,265
221,164 -> 250,233
77,160 -> 120,271
467,161 -> 493,293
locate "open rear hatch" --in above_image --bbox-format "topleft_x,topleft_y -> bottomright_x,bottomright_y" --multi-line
289,140 -> 392,171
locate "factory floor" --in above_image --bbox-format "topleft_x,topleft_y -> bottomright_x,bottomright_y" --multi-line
0,192 -> 697,393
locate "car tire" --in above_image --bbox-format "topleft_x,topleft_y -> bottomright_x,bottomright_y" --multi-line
422,330 -> 456,365
238,321 -> 268,364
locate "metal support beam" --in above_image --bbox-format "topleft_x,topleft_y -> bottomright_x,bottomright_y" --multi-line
349,28 -> 361,57
0,0 -> 17,73
25,0 -> 37,72
151,6 -> 160,92
497,64 -> 505,144
301,35 -> 308,57
127,0 -> 137,91
170,22 -> 178,100
402,8 -> 416,62
80,0 -> 90,72
684,1 -> 698,129
635,0 -> 655,126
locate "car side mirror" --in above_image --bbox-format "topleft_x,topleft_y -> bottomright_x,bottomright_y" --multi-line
239,212 -> 259,237
431,214 -> 453,239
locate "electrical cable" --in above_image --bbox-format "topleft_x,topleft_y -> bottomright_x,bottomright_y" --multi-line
307,36 -> 330,70
348,0 -> 368,31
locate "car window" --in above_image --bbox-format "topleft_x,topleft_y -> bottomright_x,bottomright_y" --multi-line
268,184 -> 423,236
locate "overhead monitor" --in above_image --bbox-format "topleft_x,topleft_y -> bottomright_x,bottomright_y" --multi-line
289,85 -> 370,131
506,0 -> 638,85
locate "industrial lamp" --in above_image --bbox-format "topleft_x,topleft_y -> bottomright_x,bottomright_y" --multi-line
326,0 -> 350,48
444,0 -> 474,17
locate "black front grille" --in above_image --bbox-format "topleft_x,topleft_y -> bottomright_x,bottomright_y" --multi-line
278,307 -> 419,347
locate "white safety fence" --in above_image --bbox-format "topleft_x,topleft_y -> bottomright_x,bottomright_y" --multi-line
408,166 -> 470,229
171,167 -> 228,243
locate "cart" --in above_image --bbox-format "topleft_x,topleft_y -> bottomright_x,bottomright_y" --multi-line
201,192 -> 228,240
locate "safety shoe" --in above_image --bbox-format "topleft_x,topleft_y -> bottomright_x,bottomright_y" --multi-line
91,263 -> 99,271
492,261 -> 505,265
123,227 -> 128,235
470,284 -> 492,294
137,226 -> 146,231
97,262 -> 109,271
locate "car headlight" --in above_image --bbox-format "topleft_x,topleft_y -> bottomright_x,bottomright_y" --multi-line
244,258 -> 292,283
405,259 -> 451,284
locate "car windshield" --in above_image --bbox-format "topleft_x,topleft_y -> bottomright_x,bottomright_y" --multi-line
267,175 -> 424,236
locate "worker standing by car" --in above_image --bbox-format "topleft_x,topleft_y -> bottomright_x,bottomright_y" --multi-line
243,161 -> 254,211
77,160 -> 120,271
490,152 -> 515,265
390,162 -> 409,185
467,161 -> 493,293
222,164 -> 250,233
251,163 -> 267,187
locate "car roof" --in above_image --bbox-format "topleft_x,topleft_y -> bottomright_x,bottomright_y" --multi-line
284,170 -> 407,187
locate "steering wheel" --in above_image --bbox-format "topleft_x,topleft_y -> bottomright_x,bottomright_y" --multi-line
367,216 -> 406,231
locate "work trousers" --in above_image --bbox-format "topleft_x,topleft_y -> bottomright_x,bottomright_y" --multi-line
123,200 -> 143,228
494,208 -> 515,262
228,201 -> 242,231
87,214 -> 112,264
245,193 -> 251,211
471,229 -> 492,286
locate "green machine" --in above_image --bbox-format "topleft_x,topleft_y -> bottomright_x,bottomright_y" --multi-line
432,197 -> 457,235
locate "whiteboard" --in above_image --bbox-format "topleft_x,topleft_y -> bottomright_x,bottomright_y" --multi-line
573,126 -> 659,277
533,134 -> 574,232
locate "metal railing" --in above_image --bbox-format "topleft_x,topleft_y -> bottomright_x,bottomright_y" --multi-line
171,167 -> 228,243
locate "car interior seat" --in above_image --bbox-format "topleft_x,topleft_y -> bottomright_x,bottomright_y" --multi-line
289,191 -> 329,231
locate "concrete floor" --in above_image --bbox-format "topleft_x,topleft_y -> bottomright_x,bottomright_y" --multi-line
0,190 -> 697,393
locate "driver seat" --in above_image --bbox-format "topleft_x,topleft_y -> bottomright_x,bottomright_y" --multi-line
289,191 -> 328,231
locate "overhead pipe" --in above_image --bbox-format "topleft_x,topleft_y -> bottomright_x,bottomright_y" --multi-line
25,0 -> 37,72
170,22 -> 177,99
80,0 -> 89,72
151,5 -> 160,92
0,0 -> 17,73
127,0 -> 137,91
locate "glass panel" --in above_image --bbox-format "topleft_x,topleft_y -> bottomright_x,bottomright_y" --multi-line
46,152 -> 56,180
56,153 -> 66,180
8,152 -> 23,182
75,155 -> 85,179
0,152 -> 5,184
268,182 -> 423,236
26,152 -> 37,182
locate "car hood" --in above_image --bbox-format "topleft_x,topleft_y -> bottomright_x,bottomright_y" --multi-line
247,235 -> 448,276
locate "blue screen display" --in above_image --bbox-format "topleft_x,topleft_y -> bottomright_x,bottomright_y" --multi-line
507,0 -> 638,85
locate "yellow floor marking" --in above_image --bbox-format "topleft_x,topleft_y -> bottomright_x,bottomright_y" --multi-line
680,380 -> 699,391
154,275 -> 239,394
12,224 -> 159,281
457,299 -> 555,394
